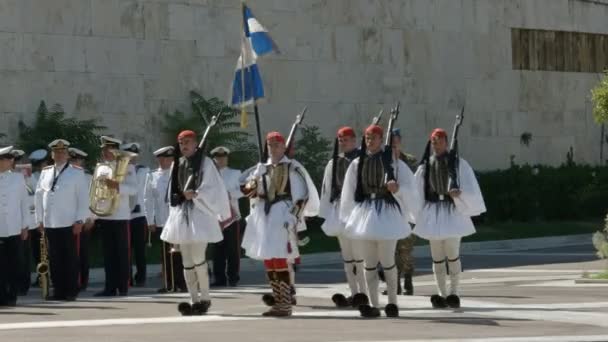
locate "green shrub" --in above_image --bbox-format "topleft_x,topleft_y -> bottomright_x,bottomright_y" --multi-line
163,91 -> 257,170
294,125 -> 332,189
477,164 -> 608,222
17,101 -> 105,171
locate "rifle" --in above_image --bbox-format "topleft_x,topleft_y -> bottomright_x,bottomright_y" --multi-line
331,108 -> 383,203
383,102 -> 400,183
447,106 -> 464,191
169,112 -> 223,206
182,112 -> 224,192
371,108 -> 384,126
285,106 -> 308,155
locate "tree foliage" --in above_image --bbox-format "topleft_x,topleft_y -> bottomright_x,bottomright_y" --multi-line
17,101 -> 105,170
163,91 -> 257,170
294,125 -> 332,189
591,71 -> 608,124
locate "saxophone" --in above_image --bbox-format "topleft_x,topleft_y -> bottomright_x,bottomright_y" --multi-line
37,229 -> 50,299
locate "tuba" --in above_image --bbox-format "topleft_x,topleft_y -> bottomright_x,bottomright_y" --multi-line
89,150 -> 137,216
37,229 -> 50,299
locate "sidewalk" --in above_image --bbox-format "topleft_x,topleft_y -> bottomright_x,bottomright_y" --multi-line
85,233 -> 592,284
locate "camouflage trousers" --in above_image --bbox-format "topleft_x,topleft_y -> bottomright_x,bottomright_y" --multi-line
395,235 -> 416,274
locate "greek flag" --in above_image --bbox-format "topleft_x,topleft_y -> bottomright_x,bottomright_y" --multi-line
230,3 -> 279,127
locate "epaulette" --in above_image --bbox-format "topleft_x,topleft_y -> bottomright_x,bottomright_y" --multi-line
72,165 -> 83,170
42,165 -> 53,170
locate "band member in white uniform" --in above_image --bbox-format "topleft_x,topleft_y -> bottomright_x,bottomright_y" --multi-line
210,146 -> 243,287
145,146 -> 187,293
162,130 -> 231,315
27,149 -> 49,287
121,142 -> 150,287
414,128 -> 486,309
340,125 -> 420,318
0,146 -> 30,306
35,140 -> 89,301
93,136 -> 138,297
68,147 -> 94,290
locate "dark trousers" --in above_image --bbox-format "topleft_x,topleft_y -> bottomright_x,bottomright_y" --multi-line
20,233 -> 32,294
98,220 -> 130,293
212,221 -> 241,284
0,234 -> 23,305
129,216 -> 147,285
158,228 -> 186,291
45,227 -> 79,298
79,230 -> 91,289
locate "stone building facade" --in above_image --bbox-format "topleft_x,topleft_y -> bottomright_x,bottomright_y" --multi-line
0,0 -> 607,169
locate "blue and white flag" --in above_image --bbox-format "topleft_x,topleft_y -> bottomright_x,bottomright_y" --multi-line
230,3 -> 279,127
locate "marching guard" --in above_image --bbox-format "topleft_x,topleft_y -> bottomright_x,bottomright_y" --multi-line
414,128 -> 486,309
161,130 -> 231,315
319,127 -> 368,308
241,131 -> 319,317
339,124 -> 420,318
0,146 -> 30,307
144,146 -> 186,293
35,140 -> 89,301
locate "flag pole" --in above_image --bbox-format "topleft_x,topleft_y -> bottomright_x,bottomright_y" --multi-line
240,1 -> 248,128
242,2 -> 269,205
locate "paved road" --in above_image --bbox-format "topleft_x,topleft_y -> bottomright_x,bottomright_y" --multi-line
2,244 -> 607,342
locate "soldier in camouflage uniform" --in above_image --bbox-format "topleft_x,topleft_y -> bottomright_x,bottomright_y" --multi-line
382,129 -> 417,296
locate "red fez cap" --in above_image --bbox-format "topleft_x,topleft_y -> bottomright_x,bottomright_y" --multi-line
365,125 -> 383,137
177,130 -> 196,141
430,128 -> 448,140
337,126 -> 355,138
266,131 -> 285,143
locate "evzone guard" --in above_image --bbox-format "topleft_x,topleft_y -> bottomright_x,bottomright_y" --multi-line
161,129 -> 231,316
241,131 -> 319,317
340,115 -> 420,318
413,116 -> 486,309
319,126 -> 369,308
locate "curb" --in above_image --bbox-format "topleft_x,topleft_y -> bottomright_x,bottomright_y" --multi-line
84,233 -> 592,284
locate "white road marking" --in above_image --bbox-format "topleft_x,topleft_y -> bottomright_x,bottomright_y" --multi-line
336,336 -> 608,342
0,315 -> 266,331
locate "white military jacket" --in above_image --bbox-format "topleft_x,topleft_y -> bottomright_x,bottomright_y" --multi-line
35,163 -> 90,229
218,167 -> 243,220
0,170 -> 30,237
131,165 -> 150,219
144,167 -> 171,227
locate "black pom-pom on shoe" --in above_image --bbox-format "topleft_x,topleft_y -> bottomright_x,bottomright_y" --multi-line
384,303 -> 399,318
358,304 -> 381,318
430,294 -> 448,309
262,293 -> 275,306
191,300 -> 211,315
446,294 -> 461,309
332,293 -> 350,307
178,302 -> 192,316
351,293 -> 369,307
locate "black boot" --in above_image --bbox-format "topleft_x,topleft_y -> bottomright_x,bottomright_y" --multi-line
403,273 -> 413,296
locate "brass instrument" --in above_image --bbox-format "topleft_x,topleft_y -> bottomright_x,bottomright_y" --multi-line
89,150 -> 138,216
37,229 -> 50,300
